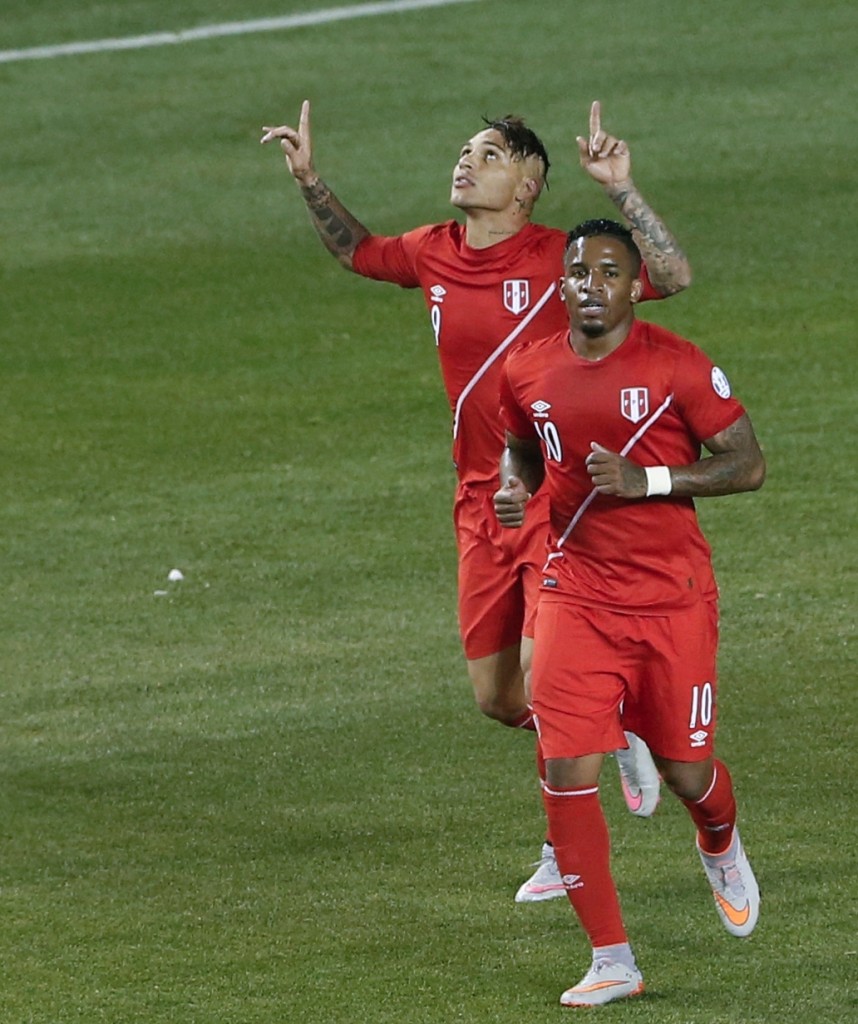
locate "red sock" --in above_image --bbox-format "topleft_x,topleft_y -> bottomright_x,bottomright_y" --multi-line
541,783 -> 627,947
681,759 -> 737,855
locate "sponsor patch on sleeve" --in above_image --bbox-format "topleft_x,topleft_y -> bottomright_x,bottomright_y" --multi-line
711,366 -> 732,399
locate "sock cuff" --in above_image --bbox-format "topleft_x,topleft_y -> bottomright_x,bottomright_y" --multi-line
694,762 -> 719,804
541,782 -> 599,798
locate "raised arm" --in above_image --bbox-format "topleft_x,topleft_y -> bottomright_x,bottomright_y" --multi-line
577,101 -> 692,296
494,433 -> 546,528
261,100 -> 370,270
585,413 -> 766,500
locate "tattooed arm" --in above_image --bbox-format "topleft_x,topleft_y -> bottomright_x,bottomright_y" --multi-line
261,100 -> 369,270
585,414 -> 766,499
293,175 -> 369,270
576,101 -> 692,296
602,179 -> 692,296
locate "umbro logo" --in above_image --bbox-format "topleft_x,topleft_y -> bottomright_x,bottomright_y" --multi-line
562,874 -> 584,890
430,284 -> 447,302
531,399 -> 551,418
690,729 -> 709,748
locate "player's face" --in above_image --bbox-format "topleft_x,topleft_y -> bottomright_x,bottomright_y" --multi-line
450,128 -> 527,212
562,235 -> 643,337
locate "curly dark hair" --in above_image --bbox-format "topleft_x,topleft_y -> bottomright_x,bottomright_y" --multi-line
565,218 -> 641,271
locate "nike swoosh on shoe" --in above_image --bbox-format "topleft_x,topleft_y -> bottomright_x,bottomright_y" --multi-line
574,980 -> 636,994
621,780 -> 644,813
714,891 -> 751,928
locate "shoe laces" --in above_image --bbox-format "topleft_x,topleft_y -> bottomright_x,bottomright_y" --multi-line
590,959 -> 615,975
721,860 -> 745,896
586,958 -> 636,981
709,855 -> 745,900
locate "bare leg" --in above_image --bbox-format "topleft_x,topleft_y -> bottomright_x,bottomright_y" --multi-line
466,643 -> 530,725
653,754 -> 715,801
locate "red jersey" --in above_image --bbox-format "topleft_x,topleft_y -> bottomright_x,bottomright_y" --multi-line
499,320 -> 746,612
354,221 -> 658,488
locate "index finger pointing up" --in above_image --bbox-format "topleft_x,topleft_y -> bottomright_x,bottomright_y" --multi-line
589,100 -> 602,137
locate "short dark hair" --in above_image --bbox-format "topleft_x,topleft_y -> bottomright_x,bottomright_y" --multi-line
482,115 -> 551,187
565,218 -> 641,272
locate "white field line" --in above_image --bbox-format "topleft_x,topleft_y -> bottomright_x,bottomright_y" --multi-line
0,0 -> 484,64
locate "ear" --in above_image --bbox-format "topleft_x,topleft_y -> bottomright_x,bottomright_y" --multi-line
630,278 -> 644,304
559,276 -> 566,298
519,177 -> 542,204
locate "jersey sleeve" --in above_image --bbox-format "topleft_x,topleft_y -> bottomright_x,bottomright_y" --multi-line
499,360 -> 537,440
352,225 -> 434,288
674,345 -> 746,441
638,263 -> 661,302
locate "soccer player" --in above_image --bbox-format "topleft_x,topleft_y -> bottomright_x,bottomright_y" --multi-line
261,101 -> 686,899
494,219 -> 765,1006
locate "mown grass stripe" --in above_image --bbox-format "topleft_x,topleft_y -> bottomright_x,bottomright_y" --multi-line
0,0 -> 484,63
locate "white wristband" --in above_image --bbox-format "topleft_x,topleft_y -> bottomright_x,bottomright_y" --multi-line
644,465 -> 672,496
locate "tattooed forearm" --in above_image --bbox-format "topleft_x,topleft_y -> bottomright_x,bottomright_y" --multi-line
297,177 -> 368,267
313,206 -> 355,249
670,415 -> 766,497
605,181 -> 692,295
301,178 -> 333,210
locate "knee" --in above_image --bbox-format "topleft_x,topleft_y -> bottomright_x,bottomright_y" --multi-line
474,691 -> 526,725
657,758 -> 714,802
467,650 -> 526,725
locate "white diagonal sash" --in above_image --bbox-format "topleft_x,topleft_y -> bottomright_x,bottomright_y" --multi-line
452,282 -> 557,440
554,393 -> 675,550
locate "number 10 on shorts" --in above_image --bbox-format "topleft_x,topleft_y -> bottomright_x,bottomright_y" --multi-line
689,682 -> 714,729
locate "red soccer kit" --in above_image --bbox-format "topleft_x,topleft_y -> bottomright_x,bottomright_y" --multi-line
354,221 -> 659,658
499,319 -> 746,759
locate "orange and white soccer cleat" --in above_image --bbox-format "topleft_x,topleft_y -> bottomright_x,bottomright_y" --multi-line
697,828 -> 761,937
560,959 -> 645,1007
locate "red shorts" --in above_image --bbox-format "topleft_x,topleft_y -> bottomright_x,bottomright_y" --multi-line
531,595 -> 719,762
453,485 -> 550,660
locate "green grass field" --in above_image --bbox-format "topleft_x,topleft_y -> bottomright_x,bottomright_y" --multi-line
1,1 -> 856,1021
